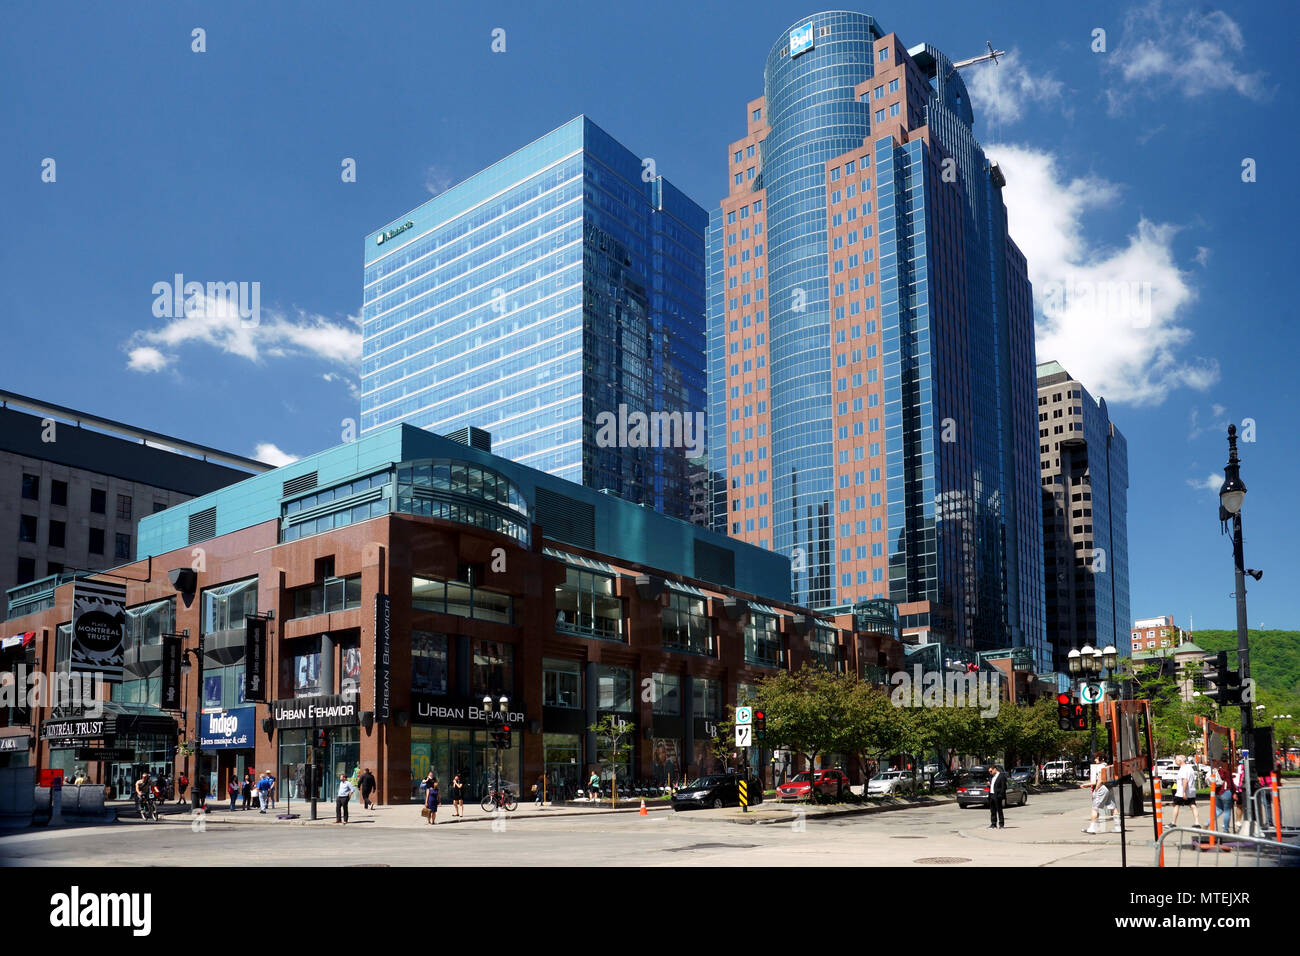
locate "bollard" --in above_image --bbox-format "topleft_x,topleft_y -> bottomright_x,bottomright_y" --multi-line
1152,777 -> 1164,867
1272,775 -> 1282,844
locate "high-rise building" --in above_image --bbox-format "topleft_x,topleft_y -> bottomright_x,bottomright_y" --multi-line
708,12 -> 1045,664
1,390 -> 267,619
1037,361 -> 1131,666
361,116 -> 708,521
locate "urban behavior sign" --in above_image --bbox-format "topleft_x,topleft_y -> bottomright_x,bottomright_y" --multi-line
71,580 -> 126,679
374,594 -> 391,723
270,693 -> 358,729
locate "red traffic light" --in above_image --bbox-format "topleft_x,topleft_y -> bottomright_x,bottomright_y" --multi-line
1057,693 -> 1071,706
501,725 -> 510,734
753,711 -> 764,720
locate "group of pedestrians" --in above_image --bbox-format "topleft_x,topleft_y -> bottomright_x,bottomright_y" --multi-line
416,771 -> 466,825
334,767 -> 379,823
226,770 -> 277,813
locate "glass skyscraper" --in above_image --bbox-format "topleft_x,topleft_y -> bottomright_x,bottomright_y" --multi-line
363,116 -> 707,519
1037,361 -> 1131,666
709,12 -> 1046,665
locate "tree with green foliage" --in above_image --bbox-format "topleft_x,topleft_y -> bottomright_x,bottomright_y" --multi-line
588,714 -> 635,808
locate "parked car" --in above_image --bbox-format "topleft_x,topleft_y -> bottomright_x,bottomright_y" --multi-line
866,770 -> 916,796
671,775 -> 756,811
956,769 -> 1029,809
1043,760 -> 1072,782
928,770 -> 954,790
1156,759 -> 1177,788
1009,766 -> 1035,785
775,768 -> 851,801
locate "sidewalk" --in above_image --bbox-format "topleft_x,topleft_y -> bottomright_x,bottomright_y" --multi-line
183,797 -> 677,827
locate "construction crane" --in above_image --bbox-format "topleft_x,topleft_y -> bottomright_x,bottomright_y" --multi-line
951,41 -> 1004,70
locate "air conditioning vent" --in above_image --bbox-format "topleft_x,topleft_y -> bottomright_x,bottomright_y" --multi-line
283,472 -> 318,497
535,487 -> 594,550
188,507 -> 217,545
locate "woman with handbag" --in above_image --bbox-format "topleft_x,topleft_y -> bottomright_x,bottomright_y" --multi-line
423,773 -> 439,825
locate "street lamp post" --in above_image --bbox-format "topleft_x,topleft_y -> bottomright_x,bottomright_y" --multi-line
484,694 -> 509,805
179,634 -> 205,812
1218,425 -> 1254,755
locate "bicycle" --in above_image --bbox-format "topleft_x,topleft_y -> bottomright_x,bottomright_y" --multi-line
480,788 -> 518,812
137,789 -> 160,822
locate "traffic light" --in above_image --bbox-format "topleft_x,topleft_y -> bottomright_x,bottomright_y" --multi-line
1057,693 -> 1072,732
315,729 -> 328,751
1203,651 -> 1243,707
500,724 -> 512,750
1072,703 -> 1088,732
754,710 -> 766,742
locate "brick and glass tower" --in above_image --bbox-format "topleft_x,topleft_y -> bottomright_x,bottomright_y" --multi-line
708,11 -> 1046,665
1037,361 -> 1131,667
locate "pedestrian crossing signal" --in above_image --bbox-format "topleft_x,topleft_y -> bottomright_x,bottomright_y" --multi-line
1071,704 -> 1088,732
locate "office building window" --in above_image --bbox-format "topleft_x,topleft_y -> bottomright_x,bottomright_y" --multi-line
662,591 -> 714,656
48,520 -> 65,549
596,665 -> 634,713
117,494 -> 132,520
21,474 -> 39,500
19,514 -> 37,543
16,557 -> 36,585
543,658 -> 582,709
412,631 -> 449,695
744,612 -> 782,667
51,480 -> 67,507
650,672 -> 681,715
555,566 -> 624,641
692,677 -> 722,719
88,528 -> 105,555
471,639 -> 514,696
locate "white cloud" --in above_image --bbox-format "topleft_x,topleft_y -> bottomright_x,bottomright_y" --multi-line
322,371 -> 362,401
127,346 -> 171,372
992,143 -> 1218,406
964,49 -> 1064,126
425,165 -> 456,197
1186,473 -> 1222,494
253,442 -> 300,467
126,293 -> 360,373
1104,2 -> 1269,114
1193,246 -> 1211,268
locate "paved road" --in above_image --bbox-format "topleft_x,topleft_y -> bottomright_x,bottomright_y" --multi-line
1,790 -> 1160,866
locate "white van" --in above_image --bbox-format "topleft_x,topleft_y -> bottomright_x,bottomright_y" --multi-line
1043,760 -> 1072,782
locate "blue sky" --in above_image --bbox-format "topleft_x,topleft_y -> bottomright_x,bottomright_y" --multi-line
2,0 -> 1295,632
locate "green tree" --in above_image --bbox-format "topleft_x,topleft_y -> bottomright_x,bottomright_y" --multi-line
588,715 -> 635,808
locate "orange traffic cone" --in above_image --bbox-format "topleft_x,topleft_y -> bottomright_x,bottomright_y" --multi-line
639,799 -> 648,816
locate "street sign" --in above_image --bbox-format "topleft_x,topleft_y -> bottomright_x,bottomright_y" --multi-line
736,706 -> 753,725
1081,682 -> 1104,705
735,724 -> 752,747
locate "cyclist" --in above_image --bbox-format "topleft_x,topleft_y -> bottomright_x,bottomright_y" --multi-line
134,771 -> 154,819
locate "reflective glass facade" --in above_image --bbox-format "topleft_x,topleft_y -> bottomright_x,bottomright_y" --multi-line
362,116 -> 706,519
710,13 -> 1046,666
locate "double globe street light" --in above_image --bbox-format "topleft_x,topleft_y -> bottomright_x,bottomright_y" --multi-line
1067,644 -> 1118,758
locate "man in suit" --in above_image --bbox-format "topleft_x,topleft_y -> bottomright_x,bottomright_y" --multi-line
988,764 -> 1007,829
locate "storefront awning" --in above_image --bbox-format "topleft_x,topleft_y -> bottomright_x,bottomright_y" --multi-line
100,701 -> 179,738
665,580 -> 710,599
543,547 -> 618,576
749,603 -> 782,617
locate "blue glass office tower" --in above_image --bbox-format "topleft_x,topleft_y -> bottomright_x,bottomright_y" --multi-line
1037,362 -> 1131,666
710,12 -> 1046,666
362,117 -> 707,520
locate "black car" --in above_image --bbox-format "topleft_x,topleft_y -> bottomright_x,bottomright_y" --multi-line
670,775 -> 758,811
955,770 -> 1028,809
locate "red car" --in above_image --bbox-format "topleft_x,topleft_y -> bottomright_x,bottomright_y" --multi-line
776,769 -> 850,801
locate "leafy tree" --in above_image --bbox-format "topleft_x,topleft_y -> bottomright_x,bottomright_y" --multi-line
588,715 -> 635,808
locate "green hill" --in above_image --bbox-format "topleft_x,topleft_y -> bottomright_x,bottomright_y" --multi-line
1191,630 -> 1300,698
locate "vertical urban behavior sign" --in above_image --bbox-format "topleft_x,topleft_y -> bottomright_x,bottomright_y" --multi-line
160,635 -> 182,711
244,616 -> 267,702
71,580 -> 126,680
374,594 -> 391,723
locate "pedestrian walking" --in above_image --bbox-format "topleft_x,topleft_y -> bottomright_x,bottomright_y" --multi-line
1208,765 -> 1236,833
176,772 -> 189,805
1081,752 -> 1117,833
336,773 -> 354,824
534,773 -> 545,805
987,764 -> 1006,829
256,772 -> 273,813
450,773 -> 464,818
360,768 -> 376,809
424,775 -> 439,825
227,775 -> 240,812
1169,754 -> 1201,828
588,769 -> 600,802
242,771 -> 253,810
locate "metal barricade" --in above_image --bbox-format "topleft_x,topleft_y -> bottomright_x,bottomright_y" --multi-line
1155,825 -> 1300,868
1253,783 -> 1298,840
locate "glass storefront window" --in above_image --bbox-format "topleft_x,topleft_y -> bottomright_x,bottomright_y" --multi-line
596,665 -> 633,712
651,672 -> 681,715
410,726 -> 521,802
811,625 -> 839,671
412,631 -> 449,694
471,640 -> 514,696
413,575 -> 514,624
662,592 -> 713,656
744,612 -> 782,667
202,578 -> 258,632
543,733 -> 582,797
278,726 -> 360,802
692,677 -> 722,719
543,659 -> 582,708
291,576 -> 362,618
555,567 -> 624,640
